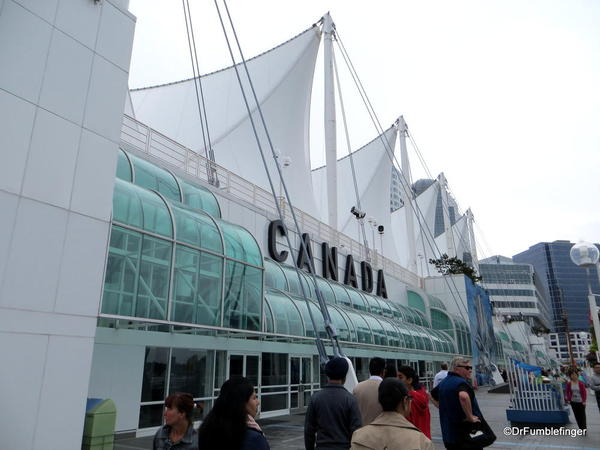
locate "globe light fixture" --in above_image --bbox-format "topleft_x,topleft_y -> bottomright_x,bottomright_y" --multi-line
569,241 -> 599,267
569,241 -> 600,363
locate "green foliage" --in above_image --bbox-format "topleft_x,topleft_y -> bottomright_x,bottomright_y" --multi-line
531,325 -> 550,336
428,254 -> 482,283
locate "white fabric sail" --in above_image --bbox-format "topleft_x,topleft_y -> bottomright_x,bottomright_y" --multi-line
391,178 -> 437,272
130,25 -> 322,216
312,125 -> 398,260
392,177 -> 476,276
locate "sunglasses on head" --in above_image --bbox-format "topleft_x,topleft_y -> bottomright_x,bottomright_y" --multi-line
457,365 -> 473,370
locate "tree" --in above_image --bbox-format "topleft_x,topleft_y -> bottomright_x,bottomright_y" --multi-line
428,253 -> 482,283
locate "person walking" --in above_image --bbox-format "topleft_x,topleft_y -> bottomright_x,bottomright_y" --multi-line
433,363 -> 448,388
384,363 -> 398,378
590,362 -> 600,413
305,357 -> 362,449
350,378 -> 433,450
198,376 -> 270,450
353,357 -> 385,425
397,365 -> 431,439
153,392 -> 198,450
431,356 -> 495,450
565,369 -> 587,430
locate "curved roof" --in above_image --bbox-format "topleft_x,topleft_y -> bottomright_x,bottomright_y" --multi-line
118,148 -> 221,218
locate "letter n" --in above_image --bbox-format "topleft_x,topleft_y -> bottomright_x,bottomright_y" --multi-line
361,261 -> 373,293
344,255 -> 358,288
376,269 -> 388,298
296,233 -> 314,273
322,243 -> 338,281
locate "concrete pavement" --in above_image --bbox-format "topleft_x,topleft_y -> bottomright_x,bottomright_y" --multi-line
114,387 -> 600,449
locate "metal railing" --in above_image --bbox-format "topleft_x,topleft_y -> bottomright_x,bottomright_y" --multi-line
507,359 -> 564,411
120,114 -> 420,287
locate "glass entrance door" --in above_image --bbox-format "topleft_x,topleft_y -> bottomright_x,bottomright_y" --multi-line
227,353 -> 260,388
290,356 -> 312,413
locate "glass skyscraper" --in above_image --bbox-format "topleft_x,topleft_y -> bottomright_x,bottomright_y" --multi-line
513,241 -> 600,333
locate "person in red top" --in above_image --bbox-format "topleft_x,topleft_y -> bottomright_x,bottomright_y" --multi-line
397,365 -> 431,439
565,369 -> 587,430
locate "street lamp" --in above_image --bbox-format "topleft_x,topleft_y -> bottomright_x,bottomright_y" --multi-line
569,241 -> 600,362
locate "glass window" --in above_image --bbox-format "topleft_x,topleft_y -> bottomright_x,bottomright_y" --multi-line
314,277 -> 335,305
178,177 -> 221,218
141,347 -> 169,402
328,305 -> 352,342
169,349 -> 214,398
129,153 -> 181,201
262,353 -> 288,386
171,203 -> 223,254
216,220 -> 262,266
264,259 -> 288,291
223,261 -> 262,331
102,228 -> 172,321
363,315 -> 388,346
171,246 -> 223,326
136,236 -> 172,320
396,322 -> 416,349
264,300 -> 274,333
116,148 -> 132,181
290,296 -> 326,339
344,309 -> 373,344
112,179 -> 173,237
265,290 -> 304,337
345,287 -> 367,311
102,226 -> 141,316
363,294 -> 383,315
380,318 -> 402,347
337,308 -> 358,342
407,290 -> 426,312
330,281 -> 351,306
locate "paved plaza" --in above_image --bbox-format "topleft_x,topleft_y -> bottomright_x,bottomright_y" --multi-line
114,387 -> 600,450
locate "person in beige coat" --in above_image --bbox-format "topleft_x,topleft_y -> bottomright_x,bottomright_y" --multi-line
353,357 -> 386,425
350,378 -> 434,450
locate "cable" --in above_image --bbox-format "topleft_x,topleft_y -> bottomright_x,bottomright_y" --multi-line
334,32 -> 472,323
181,0 -> 218,186
331,48 -> 371,260
214,2 -> 340,362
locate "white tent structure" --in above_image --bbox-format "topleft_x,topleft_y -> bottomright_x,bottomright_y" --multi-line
390,174 -> 478,277
312,124 -> 399,260
130,13 -> 479,279
131,25 -> 322,216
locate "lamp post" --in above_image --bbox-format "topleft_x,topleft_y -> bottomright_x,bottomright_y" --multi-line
569,241 -> 600,363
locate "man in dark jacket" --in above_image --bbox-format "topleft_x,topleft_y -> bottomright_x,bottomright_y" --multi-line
305,357 -> 362,449
431,356 -> 492,450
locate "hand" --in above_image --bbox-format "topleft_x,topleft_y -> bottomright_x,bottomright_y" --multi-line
467,415 -> 480,423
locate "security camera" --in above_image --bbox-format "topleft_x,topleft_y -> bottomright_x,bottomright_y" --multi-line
350,206 -> 366,219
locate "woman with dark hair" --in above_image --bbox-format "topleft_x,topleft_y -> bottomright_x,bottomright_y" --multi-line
565,369 -> 587,430
153,392 -> 198,449
383,363 -> 398,378
397,365 -> 431,438
350,378 -> 433,450
198,376 -> 270,450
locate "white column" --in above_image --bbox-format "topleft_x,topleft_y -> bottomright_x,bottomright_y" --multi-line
398,117 -> 417,273
466,208 -> 479,271
323,12 -> 337,228
0,1 -> 135,449
438,172 -> 456,258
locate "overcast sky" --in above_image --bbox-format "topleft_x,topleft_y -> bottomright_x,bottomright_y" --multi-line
128,0 -> 600,259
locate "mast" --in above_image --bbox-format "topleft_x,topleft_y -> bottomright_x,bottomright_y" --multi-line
466,208 -> 479,271
438,172 -> 456,258
323,12 -> 338,229
398,116 -> 417,273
